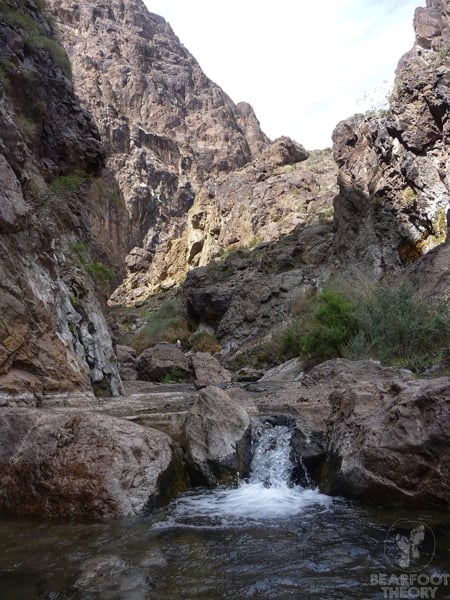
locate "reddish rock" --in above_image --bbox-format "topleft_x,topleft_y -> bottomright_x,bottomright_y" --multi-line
191,352 -> 232,388
136,343 -> 191,382
323,371 -> 450,510
185,385 -> 251,484
0,409 -> 175,519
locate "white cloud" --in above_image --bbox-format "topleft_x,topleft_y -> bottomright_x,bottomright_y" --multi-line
143,0 -> 425,148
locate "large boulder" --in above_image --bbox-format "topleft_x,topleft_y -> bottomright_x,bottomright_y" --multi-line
191,352 -> 232,388
185,385 -> 251,484
136,343 -> 191,382
0,408 -> 176,519
323,375 -> 450,509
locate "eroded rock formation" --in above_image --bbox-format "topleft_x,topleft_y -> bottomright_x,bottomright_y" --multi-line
333,0 -> 449,274
0,0 -> 122,397
46,0 -> 337,304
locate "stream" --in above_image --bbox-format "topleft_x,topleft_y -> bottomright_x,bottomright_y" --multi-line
1,421 -> 449,599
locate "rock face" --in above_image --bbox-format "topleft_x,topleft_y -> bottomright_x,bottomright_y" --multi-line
185,385 -> 251,484
184,222 -> 334,355
324,372 -> 450,510
0,0 -> 122,397
0,408 -> 175,519
332,0 -> 449,274
46,0 -> 337,303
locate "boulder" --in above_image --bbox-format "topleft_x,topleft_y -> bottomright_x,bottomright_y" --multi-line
0,408 -> 175,519
185,385 -> 251,484
232,367 -> 264,382
116,344 -> 138,381
116,344 -> 137,365
191,352 -> 232,388
260,357 -> 304,381
136,343 -> 191,382
323,375 -> 450,509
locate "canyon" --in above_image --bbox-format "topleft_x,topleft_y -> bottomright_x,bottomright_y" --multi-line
0,0 -> 449,524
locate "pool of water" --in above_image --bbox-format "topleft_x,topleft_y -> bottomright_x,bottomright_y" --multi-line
1,493 -> 449,599
1,422 -> 449,599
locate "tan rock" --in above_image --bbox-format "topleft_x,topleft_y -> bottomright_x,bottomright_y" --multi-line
185,385 -> 251,484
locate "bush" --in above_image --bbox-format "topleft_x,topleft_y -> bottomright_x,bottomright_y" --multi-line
300,290 -> 358,365
348,281 -> 450,369
126,299 -> 190,354
299,279 -> 450,371
190,331 -> 221,353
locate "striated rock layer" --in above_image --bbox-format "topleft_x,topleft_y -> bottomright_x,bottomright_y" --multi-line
0,0 -> 122,396
47,0 -> 337,304
332,0 -> 449,275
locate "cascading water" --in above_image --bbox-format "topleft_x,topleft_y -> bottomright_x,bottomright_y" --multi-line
161,417 -> 331,525
1,417 -> 449,599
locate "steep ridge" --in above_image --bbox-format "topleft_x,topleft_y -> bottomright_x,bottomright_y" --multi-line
47,0 -> 337,304
332,0 -> 449,275
0,0 -> 122,398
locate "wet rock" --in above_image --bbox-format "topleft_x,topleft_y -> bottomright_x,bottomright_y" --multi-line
136,343 -> 191,382
185,385 -> 251,484
0,408 -> 175,519
191,351 -> 232,388
323,374 -> 450,510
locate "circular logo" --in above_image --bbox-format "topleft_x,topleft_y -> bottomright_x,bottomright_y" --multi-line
384,519 -> 436,571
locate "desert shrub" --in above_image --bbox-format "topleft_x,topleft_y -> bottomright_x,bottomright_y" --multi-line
160,368 -> 184,384
68,239 -> 115,288
348,281 -> 450,369
50,172 -> 85,194
126,299 -> 190,354
298,279 -> 450,371
189,331 -> 221,353
300,290 -> 358,365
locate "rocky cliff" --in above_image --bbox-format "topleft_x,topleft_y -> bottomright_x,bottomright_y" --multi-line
332,0 -> 449,275
0,0 -> 122,398
46,0 -> 337,304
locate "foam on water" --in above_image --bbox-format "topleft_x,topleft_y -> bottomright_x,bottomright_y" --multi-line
157,421 -> 331,527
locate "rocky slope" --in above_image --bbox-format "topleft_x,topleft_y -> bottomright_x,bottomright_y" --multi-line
0,0 -> 122,397
46,0 -> 337,304
332,0 -> 449,275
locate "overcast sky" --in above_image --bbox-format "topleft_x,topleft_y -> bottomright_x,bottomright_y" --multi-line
143,1 -> 425,149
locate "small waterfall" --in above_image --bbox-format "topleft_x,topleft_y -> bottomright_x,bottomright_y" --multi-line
248,420 -> 295,488
165,416 -> 331,524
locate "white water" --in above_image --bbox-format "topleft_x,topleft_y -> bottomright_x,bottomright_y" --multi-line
159,421 -> 331,526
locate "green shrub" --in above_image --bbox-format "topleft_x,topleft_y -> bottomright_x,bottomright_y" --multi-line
50,172 -> 85,194
298,279 -> 450,371
300,290 -> 358,364
348,281 -> 450,369
160,368 -> 184,384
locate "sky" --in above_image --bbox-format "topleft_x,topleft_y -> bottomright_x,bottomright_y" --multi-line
143,1 -> 425,149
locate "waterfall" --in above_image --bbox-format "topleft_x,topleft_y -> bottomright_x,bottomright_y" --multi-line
248,420 -> 295,488
165,416 -> 331,524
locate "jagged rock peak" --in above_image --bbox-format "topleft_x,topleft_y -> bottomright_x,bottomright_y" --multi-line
332,0 -> 449,274
46,0 -> 269,178
46,0 -> 333,305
